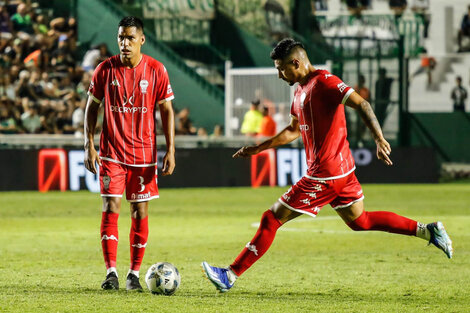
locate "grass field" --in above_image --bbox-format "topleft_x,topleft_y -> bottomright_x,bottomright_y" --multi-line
0,184 -> 469,312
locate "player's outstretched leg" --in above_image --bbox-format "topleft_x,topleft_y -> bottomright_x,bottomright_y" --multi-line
338,202 -> 453,258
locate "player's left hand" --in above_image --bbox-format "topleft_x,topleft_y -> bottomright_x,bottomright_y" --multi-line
162,152 -> 175,176
233,145 -> 260,158
376,138 -> 393,166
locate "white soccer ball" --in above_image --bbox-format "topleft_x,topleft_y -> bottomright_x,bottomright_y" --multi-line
145,262 -> 181,295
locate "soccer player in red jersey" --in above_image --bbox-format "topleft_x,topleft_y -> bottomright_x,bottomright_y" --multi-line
84,16 -> 175,291
202,38 -> 453,292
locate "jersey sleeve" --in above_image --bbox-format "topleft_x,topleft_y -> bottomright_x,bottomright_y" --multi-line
321,74 -> 354,105
87,61 -> 106,104
290,89 -> 298,119
155,64 -> 175,104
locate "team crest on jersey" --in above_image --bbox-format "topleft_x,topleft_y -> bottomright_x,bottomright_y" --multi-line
300,92 -> 306,109
103,175 -> 111,190
140,79 -> 149,94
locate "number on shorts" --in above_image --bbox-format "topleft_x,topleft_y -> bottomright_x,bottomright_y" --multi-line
138,176 -> 145,192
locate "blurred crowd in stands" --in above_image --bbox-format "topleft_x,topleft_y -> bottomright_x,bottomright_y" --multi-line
0,0 -> 223,138
0,0 -> 92,135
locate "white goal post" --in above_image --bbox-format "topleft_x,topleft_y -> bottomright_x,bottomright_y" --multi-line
224,61 -> 331,137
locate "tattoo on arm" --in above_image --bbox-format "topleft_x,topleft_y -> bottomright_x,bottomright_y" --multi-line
358,100 -> 383,141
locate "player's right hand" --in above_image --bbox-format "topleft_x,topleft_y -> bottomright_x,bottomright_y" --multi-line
375,138 -> 393,166
84,148 -> 102,174
233,145 -> 260,158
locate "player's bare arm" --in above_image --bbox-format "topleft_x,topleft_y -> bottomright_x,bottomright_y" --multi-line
84,96 -> 102,174
233,117 -> 300,158
345,91 -> 393,166
159,100 -> 175,176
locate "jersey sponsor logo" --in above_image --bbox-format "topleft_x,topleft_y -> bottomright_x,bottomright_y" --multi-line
167,84 -> 173,95
102,175 -> 111,190
89,81 -> 94,90
299,124 -> 310,131
325,74 -> 333,79
245,242 -> 258,256
101,234 -> 118,242
337,82 -> 348,93
131,191 -> 151,200
140,80 -> 148,94
110,95 -> 149,113
111,79 -> 121,87
110,106 -> 148,113
131,242 -> 147,248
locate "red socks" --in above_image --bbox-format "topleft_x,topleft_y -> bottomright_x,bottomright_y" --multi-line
100,212 -> 119,269
347,211 -> 417,236
100,213 -> 149,271
230,210 -> 282,276
129,216 -> 149,271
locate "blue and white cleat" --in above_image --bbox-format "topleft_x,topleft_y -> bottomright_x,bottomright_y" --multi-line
427,221 -> 453,259
201,261 -> 235,293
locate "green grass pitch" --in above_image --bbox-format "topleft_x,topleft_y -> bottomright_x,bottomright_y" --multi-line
0,184 -> 469,312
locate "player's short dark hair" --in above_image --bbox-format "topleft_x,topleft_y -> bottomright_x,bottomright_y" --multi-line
270,38 -> 305,60
118,16 -> 143,31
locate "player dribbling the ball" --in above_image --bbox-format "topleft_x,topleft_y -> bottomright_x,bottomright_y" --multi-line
84,16 -> 176,291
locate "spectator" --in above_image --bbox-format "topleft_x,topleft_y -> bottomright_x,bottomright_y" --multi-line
451,76 -> 467,112
33,14 -> 49,35
176,107 -> 196,135
258,106 -> 276,137
375,68 -> 393,127
0,5 -> 12,34
240,99 -> 263,136
389,0 -> 407,19
458,5 -> 470,52
0,100 -> 18,133
411,48 -> 436,88
197,127 -> 208,138
21,104 -> 41,133
346,0 -> 371,18
81,43 -> 111,71
410,0 -> 430,39
210,124 -> 223,138
10,2 -> 33,35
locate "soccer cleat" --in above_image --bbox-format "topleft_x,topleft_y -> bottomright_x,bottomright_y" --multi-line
427,221 -> 453,259
126,273 -> 143,292
101,272 -> 119,290
201,261 -> 234,293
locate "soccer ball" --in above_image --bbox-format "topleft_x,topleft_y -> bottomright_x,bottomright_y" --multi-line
145,262 -> 181,295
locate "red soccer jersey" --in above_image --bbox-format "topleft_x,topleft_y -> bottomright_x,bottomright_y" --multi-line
88,54 -> 174,166
290,69 -> 355,179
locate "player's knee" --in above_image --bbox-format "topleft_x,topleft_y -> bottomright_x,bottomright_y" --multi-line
261,210 -> 282,230
102,197 -> 121,214
131,202 -> 148,219
346,211 -> 370,231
